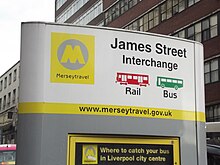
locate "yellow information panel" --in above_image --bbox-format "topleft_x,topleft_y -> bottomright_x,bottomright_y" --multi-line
68,135 -> 180,165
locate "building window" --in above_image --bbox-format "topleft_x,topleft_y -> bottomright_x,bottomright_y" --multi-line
129,0 -> 138,8
186,26 -> 195,40
120,0 -> 129,15
179,30 -> 186,38
3,95 -> 6,110
179,0 -> 185,12
9,73 -> 12,85
202,19 -> 210,41
148,11 -> 154,29
111,3 -> 120,20
206,104 -> 220,122
0,98 -> 2,111
211,59 -> 219,82
8,92 -> 11,107
205,58 -> 219,84
161,3 -> 167,22
143,14 -> 149,31
128,21 -> 139,31
4,77 -> 7,89
13,69 -> 17,82
205,63 -> 211,84
12,89 -> 16,104
154,7 -> 159,26
167,0 -> 172,19
173,0 -> 179,15
188,0 -> 194,7
195,22 -> 202,42
0,80 -> 2,91
210,14 -> 218,38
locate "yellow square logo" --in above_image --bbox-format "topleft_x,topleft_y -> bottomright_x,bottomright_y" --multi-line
82,144 -> 98,164
51,33 -> 95,84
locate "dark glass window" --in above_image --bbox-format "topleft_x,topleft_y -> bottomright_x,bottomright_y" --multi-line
206,104 -> 220,122
202,19 -> 210,41
205,58 -> 219,84
187,26 -> 195,40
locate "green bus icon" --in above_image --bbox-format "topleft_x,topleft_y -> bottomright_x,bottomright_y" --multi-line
157,76 -> 183,90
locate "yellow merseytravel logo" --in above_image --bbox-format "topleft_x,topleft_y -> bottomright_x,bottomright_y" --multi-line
82,145 -> 98,164
51,33 -> 95,84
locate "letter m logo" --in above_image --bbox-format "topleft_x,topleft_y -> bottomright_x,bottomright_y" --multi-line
51,32 -> 95,84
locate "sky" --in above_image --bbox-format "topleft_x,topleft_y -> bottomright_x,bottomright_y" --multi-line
0,0 -> 55,75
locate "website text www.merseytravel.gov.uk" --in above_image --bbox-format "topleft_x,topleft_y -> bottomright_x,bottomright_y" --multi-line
79,106 -> 173,118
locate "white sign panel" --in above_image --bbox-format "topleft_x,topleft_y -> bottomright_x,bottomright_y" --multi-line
19,23 -> 204,122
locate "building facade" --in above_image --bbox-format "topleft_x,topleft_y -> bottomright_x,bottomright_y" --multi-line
0,62 -> 19,144
55,0 -> 220,126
